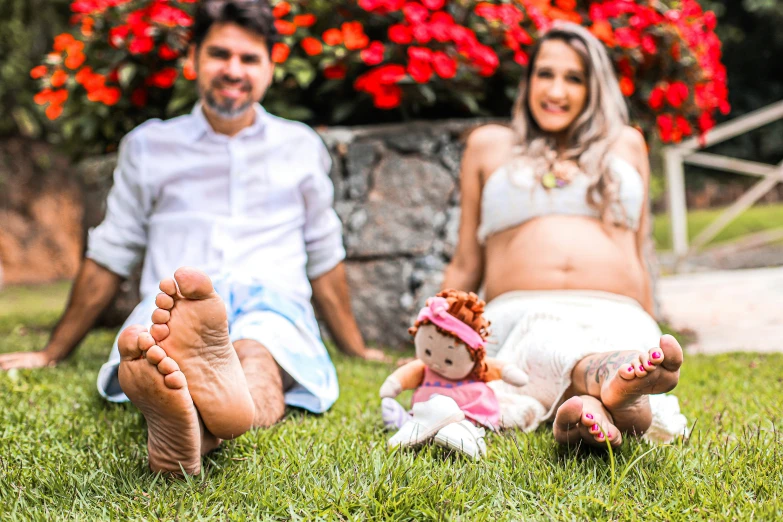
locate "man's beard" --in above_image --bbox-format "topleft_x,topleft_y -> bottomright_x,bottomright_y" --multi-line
200,76 -> 254,120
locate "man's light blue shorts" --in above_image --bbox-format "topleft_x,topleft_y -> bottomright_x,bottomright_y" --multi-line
96,278 -> 339,414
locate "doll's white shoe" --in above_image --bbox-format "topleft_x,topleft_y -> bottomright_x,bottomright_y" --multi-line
388,395 -> 465,449
433,420 -> 487,460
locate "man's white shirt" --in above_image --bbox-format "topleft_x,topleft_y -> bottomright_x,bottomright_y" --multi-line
86,103 -> 346,305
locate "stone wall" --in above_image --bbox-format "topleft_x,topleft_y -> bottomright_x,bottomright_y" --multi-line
322,120 -> 489,347
0,138 -> 83,287
79,119 -> 489,346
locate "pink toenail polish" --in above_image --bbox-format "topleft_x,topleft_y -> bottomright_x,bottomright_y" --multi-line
638,365 -> 645,372
628,366 -> 634,372
586,413 -> 594,420
652,351 -> 662,359
592,424 -> 599,431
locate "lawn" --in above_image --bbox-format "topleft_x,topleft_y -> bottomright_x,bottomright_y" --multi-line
1,290 -> 782,519
652,202 -> 783,251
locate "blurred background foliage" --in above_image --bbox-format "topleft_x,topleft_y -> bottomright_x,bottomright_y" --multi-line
1,0 -> 781,164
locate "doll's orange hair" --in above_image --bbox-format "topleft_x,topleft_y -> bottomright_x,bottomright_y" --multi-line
409,289 -> 491,381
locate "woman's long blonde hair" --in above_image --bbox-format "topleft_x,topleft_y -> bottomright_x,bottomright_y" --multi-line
511,22 -> 629,224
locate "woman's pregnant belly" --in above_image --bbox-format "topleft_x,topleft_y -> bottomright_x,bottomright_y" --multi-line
483,215 -> 647,304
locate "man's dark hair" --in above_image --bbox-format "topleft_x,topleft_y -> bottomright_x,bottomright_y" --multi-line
192,0 -> 279,55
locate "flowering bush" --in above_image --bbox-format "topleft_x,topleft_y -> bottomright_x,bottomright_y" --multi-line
32,0 -> 729,156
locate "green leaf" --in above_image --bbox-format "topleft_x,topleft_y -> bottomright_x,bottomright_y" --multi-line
284,57 -> 316,88
331,101 -> 357,123
118,63 -> 136,88
11,107 -> 41,138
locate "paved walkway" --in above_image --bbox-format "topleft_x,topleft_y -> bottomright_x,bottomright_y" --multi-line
658,266 -> 783,354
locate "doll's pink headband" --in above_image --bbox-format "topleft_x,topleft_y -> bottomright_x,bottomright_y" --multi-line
416,297 -> 486,350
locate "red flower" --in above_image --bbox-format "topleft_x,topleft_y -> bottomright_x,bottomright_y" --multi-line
514,50 -> 529,66
619,77 -> 635,96
275,20 -> 296,35
614,28 -> 640,48
128,35 -> 154,55
432,52 -> 457,79
422,0 -> 445,9
301,37 -> 323,56
657,114 -> 673,142
412,24 -> 431,44
666,82 -> 689,108
109,25 -> 130,48
408,46 -> 432,62
158,44 -> 179,60
131,87 -> 148,108
388,24 -> 412,44
648,86 -> 665,111
273,1 -> 291,18
403,3 -> 429,24
590,20 -> 614,46
65,52 -> 86,69
641,35 -> 657,55
30,65 -> 47,79
408,59 -> 433,83
148,3 -> 191,27
698,111 -> 715,133
323,28 -> 343,46
323,64 -> 347,80
374,84 -> 402,109
342,21 -> 369,50
360,41 -> 385,65
555,0 -> 576,10
46,103 -> 64,120
676,115 -> 692,136
53,33 -> 76,52
294,14 -> 316,27
147,68 -> 178,89
271,42 -> 290,63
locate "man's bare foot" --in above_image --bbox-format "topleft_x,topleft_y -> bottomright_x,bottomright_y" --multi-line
118,326 -> 205,475
553,396 -> 622,448
149,267 -> 255,440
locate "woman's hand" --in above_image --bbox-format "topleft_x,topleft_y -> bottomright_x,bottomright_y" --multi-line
0,351 -> 57,370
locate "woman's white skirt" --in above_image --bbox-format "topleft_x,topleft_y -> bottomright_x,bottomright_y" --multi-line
483,290 -> 689,443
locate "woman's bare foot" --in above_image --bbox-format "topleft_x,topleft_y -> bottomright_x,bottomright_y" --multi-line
150,267 -> 255,440
553,396 -> 622,448
118,326 -> 205,475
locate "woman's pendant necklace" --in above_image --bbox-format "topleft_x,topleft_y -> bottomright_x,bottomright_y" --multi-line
541,159 -> 579,189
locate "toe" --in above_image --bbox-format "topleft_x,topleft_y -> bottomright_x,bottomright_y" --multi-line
155,292 -> 174,310
138,332 -> 156,351
163,371 -> 187,390
173,267 -> 215,300
554,396 -> 584,430
157,356 -> 180,376
150,323 -> 170,343
159,278 -> 178,297
634,361 -> 648,377
118,325 -> 146,360
151,308 -> 171,325
146,345 -> 167,365
619,362 -> 638,380
659,334 -> 684,371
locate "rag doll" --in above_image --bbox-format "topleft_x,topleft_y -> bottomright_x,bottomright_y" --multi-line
380,289 -> 528,459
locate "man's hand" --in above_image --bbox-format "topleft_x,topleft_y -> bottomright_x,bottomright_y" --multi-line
360,348 -> 391,363
0,351 -> 57,370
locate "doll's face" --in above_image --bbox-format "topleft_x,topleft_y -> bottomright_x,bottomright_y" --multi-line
414,323 -> 476,380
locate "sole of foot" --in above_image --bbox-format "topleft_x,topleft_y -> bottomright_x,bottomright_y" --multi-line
600,334 -> 683,433
117,325 -> 203,476
553,396 -> 622,448
150,267 -> 255,440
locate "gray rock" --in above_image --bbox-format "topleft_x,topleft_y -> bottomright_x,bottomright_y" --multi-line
344,259 -> 417,348
345,141 -> 381,200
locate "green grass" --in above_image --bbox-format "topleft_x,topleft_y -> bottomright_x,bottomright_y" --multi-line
652,202 -> 783,251
1,305 -> 782,519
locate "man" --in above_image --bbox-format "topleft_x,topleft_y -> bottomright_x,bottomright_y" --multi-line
0,0 -> 383,474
